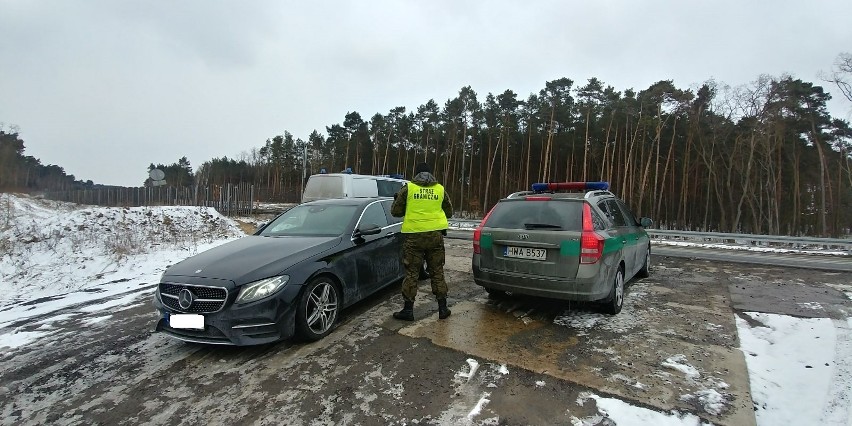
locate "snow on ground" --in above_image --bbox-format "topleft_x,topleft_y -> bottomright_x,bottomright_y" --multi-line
657,240 -> 850,256
737,312 -> 852,425
0,193 -> 243,348
2,193 -> 851,425
575,392 -> 710,425
563,312 -> 852,425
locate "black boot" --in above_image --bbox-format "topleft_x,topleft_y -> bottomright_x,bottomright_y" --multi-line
438,298 -> 451,319
393,301 -> 415,321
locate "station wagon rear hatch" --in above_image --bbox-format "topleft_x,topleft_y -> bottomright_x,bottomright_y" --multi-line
476,199 -> 584,279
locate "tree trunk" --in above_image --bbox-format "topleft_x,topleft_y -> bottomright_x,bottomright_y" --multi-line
542,108 -> 556,182
583,108 -> 591,181
809,118 -> 829,236
484,137 -> 501,213
732,133 -> 757,231
655,116 -> 678,223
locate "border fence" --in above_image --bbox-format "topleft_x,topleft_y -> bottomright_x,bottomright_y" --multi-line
43,184 -> 302,216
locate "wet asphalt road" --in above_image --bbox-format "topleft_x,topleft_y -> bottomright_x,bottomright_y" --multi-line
1,240 -> 850,425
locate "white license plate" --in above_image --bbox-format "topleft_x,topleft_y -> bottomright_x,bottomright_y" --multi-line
504,246 -> 547,260
169,314 -> 204,329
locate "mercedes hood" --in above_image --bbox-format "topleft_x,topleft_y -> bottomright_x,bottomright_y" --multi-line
162,235 -> 341,284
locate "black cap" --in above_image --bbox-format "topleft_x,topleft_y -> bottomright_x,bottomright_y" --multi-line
415,162 -> 431,174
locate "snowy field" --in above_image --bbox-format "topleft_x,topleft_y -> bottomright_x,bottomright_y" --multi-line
1,193 -> 850,425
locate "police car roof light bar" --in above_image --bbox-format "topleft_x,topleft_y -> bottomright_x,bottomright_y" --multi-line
531,181 -> 609,192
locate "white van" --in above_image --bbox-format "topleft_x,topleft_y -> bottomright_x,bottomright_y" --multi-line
301,172 -> 407,203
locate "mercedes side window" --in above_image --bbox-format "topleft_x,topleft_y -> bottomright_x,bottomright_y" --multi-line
381,199 -> 402,224
358,202 -> 389,229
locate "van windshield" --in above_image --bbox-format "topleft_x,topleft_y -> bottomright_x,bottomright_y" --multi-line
302,175 -> 344,202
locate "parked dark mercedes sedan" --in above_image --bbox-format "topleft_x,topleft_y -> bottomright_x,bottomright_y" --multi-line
153,197 -> 404,345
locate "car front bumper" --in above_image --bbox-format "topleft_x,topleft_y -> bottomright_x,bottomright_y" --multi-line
152,284 -> 302,346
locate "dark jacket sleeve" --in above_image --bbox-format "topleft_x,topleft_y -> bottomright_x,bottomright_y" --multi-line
391,185 -> 408,217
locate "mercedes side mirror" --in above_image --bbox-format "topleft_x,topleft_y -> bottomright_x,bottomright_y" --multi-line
353,223 -> 382,240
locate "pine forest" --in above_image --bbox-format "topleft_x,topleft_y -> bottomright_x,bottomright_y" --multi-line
2,74 -> 852,237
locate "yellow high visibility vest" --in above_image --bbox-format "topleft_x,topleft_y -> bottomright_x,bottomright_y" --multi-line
401,182 -> 448,233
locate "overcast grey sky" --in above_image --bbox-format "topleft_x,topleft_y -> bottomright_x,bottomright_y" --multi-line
1,0 -> 850,187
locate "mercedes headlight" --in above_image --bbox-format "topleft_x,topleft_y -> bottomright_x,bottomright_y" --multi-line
236,275 -> 289,304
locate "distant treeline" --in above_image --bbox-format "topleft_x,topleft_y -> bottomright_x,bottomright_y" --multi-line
0,127 -> 88,192
3,73 -> 852,237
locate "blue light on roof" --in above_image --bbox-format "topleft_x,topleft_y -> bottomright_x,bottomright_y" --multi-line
531,181 -> 610,192
585,181 -> 609,190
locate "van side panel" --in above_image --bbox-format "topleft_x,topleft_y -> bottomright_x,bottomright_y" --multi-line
301,173 -> 408,203
352,178 -> 379,197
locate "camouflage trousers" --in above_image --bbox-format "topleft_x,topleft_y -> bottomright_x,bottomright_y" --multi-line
401,230 -> 447,302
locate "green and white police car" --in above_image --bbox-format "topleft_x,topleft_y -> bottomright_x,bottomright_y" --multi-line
472,182 -> 653,314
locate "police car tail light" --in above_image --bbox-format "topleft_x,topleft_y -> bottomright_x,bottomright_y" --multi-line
531,181 -> 609,192
580,204 -> 603,264
473,228 -> 482,254
525,196 -> 551,201
473,205 -> 497,254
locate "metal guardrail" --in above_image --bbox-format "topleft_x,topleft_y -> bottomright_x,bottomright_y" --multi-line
448,219 -> 852,254
647,229 -> 852,254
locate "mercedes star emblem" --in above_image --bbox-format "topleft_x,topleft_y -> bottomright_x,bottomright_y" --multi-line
178,289 -> 195,310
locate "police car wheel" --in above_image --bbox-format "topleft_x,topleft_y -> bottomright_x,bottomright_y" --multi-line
602,268 -> 624,315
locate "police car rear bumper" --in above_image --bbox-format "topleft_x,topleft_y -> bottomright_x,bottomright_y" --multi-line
472,265 -> 610,301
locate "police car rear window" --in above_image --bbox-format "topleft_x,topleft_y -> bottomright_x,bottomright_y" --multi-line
484,199 -> 583,231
